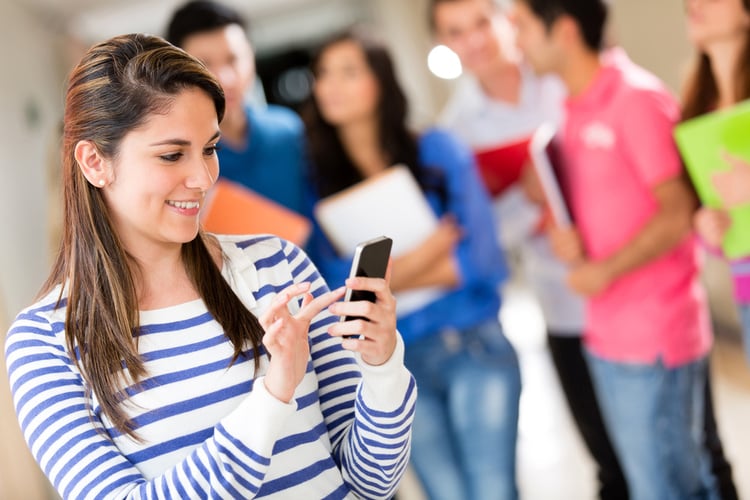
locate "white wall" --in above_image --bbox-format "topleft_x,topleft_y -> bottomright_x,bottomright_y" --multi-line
610,0 -> 693,94
368,0 -> 452,129
0,1 -> 63,321
0,2 -> 64,498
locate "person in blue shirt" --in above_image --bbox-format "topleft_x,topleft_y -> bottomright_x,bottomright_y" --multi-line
303,27 -> 522,500
166,0 -> 306,214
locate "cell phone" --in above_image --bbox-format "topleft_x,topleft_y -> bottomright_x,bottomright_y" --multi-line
341,236 -> 393,332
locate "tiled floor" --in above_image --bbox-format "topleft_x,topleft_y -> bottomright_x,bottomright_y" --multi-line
397,281 -> 750,500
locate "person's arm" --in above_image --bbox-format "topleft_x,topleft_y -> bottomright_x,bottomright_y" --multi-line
432,130 -> 507,290
389,215 -> 461,291
288,243 -> 416,499
566,177 -> 697,296
398,252 -> 458,289
5,311 -> 297,499
565,89 -> 697,296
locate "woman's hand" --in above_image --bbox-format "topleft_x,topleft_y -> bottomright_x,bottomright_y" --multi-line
712,152 -> 750,208
259,282 -> 346,403
694,207 -> 731,248
327,270 -> 398,367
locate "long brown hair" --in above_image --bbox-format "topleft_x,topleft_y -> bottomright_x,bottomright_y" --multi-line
42,33 -> 265,438
682,0 -> 750,119
303,28 -> 445,202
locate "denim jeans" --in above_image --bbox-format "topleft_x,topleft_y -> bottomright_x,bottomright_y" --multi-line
738,303 -> 750,365
586,351 -> 719,500
547,333 -> 628,500
404,319 -> 521,500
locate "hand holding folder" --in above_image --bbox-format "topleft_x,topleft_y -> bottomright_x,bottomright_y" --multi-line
711,151 -> 750,209
528,123 -> 573,227
674,99 -> 750,258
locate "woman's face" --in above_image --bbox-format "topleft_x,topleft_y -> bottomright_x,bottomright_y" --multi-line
685,0 -> 750,50
312,40 -> 381,127
101,88 -> 220,254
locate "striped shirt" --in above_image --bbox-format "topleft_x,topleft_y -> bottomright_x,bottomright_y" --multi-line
5,235 -> 416,499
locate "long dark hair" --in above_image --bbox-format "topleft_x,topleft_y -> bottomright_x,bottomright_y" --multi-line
682,0 -> 750,119
303,28 -> 444,200
43,33 -> 265,438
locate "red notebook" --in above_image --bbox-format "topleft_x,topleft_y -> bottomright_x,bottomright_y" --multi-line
201,179 -> 312,247
474,137 -> 532,197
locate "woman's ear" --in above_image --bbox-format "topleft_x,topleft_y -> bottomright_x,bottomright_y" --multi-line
74,140 -> 111,188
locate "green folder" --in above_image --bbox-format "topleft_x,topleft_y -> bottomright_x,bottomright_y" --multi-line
674,100 -> 750,258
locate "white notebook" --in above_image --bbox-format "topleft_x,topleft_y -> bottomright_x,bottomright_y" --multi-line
314,165 -> 448,316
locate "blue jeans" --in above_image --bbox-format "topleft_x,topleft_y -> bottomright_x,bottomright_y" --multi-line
404,320 -> 521,500
586,351 -> 719,500
738,303 -> 750,364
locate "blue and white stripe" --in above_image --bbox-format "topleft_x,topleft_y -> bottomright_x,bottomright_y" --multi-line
5,235 -> 416,499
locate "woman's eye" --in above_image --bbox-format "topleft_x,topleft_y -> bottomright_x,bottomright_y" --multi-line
204,144 -> 221,156
160,152 -> 183,162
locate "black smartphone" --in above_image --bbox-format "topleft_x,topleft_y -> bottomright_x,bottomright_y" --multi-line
341,236 -> 393,331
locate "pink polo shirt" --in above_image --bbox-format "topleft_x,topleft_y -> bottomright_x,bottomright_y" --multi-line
559,52 -> 712,367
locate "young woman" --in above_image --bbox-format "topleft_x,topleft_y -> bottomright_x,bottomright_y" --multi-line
685,0 -> 750,364
303,28 -> 522,500
5,33 -> 415,500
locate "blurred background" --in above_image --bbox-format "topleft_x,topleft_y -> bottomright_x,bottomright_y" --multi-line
1,0 -> 748,498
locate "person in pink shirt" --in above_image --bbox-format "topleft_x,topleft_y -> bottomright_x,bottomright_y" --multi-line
511,0 -> 720,498
429,2 -> 627,499
685,0 -> 750,369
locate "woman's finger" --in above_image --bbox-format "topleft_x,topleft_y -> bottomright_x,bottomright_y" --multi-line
259,282 -> 311,328
296,286 -> 347,322
328,317 -> 370,338
344,276 -> 395,307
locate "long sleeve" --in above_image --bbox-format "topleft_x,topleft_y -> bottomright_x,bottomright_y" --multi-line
419,129 -> 508,289
5,303 -> 297,499
6,236 -> 415,500
391,129 -> 507,342
282,240 -> 417,499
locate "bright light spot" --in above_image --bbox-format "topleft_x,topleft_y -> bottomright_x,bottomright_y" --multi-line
427,45 -> 462,80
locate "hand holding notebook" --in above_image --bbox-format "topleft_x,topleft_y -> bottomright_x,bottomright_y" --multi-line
711,151 -> 750,208
674,99 -> 750,258
528,122 -> 573,227
313,165 -> 448,316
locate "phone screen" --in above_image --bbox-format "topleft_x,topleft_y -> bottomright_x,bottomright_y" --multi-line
342,236 -> 392,324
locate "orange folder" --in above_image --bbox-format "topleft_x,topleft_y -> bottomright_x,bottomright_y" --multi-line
201,179 -> 312,247
474,136 -> 532,198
